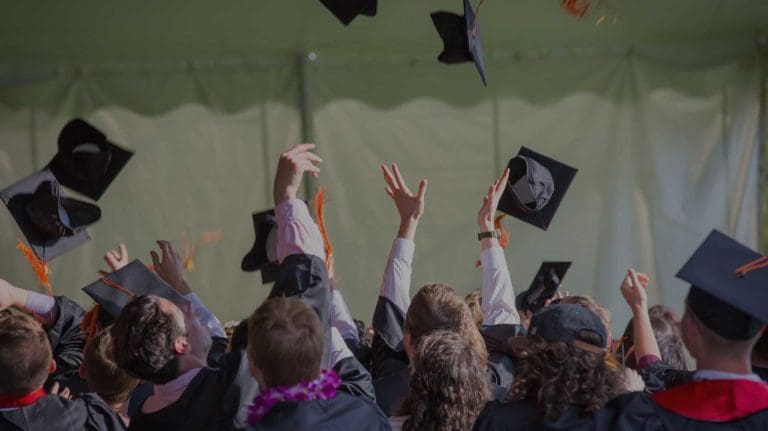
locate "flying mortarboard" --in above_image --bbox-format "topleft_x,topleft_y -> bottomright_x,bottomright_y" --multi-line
516,262 -> 571,313
497,147 -> 578,230
241,209 -> 279,284
47,118 -> 134,201
1,170 -> 100,260
319,0 -> 377,25
430,0 -> 487,85
82,259 -> 188,321
677,230 -> 768,340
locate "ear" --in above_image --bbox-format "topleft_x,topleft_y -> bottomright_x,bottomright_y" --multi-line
49,359 -> 57,375
403,330 -> 414,361
172,336 -> 191,355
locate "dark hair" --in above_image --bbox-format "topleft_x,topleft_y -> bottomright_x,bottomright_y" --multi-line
465,289 -> 484,328
248,297 -> 323,388
401,330 -> 490,431
84,326 -> 139,404
111,295 -> 182,384
0,314 -> 52,395
621,313 -> 687,370
228,319 -> 249,352
405,283 -> 487,363
354,319 -> 372,347
507,334 -> 624,421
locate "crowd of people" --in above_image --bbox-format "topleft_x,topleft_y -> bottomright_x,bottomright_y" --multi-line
1,143 -> 767,430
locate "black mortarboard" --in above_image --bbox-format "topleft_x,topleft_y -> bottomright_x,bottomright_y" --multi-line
497,147 -> 578,230
319,0 -> 377,25
1,170 -> 100,260
47,118 -> 134,201
83,259 -> 188,320
241,209 -> 279,284
528,303 -> 607,350
516,262 -> 571,313
430,0 -> 487,85
677,230 -> 768,341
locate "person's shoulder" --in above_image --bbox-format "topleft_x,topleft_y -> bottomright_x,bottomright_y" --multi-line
473,399 -> 540,431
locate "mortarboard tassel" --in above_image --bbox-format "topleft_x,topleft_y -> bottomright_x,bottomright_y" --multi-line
313,187 -> 335,272
475,214 -> 509,268
16,239 -> 52,296
182,229 -> 223,272
82,304 -> 101,345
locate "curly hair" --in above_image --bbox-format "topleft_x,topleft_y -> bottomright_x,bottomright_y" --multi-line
507,334 -> 625,421
400,330 -> 491,431
111,295 -> 183,384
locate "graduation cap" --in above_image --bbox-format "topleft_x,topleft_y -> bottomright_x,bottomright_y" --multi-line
430,0 -> 487,85
677,230 -> 768,341
516,262 -> 571,313
47,118 -> 134,201
82,259 -> 188,321
1,170 -> 100,260
241,209 -> 279,284
497,147 -> 577,230
528,303 -> 607,352
319,0 -> 377,25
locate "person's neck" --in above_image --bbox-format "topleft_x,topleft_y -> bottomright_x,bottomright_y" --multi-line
110,401 -> 130,426
697,354 -> 753,375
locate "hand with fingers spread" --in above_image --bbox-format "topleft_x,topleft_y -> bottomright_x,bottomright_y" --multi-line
151,240 -> 191,295
620,268 -> 650,312
99,243 -> 129,276
477,168 -> 510,232
381,163 -> 428,240
274,143 -> 323,205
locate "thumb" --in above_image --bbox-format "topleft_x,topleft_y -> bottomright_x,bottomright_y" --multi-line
417,179 -> 428,201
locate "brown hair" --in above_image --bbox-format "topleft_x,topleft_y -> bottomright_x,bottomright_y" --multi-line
507,334 -> 624,421
248,297 -> 323,388
465,289 -> 484,328
0,314 -> 52,395
553,296 -> 611,330
405,283 -> 488,363
84,326 -> 139,404
401,330 -> 491,431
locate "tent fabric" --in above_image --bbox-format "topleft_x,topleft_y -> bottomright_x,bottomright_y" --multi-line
0,1 -> 767,331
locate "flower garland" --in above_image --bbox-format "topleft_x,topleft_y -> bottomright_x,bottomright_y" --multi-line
246,369 -> 341,425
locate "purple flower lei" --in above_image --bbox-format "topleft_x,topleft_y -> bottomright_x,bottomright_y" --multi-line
246,369 -> 341,425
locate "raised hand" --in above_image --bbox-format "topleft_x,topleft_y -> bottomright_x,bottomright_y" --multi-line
99,243 -> 129,276
381,163 -> 428,240
273,143 -> 323,205
477,168 -> 510,232
620,268 -> 649,312
0,279 -> 26,312
150,240 -> 191,295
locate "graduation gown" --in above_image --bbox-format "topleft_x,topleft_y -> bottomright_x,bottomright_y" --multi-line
472,399 -> 595,431
246,392 -> 391,431
597,379 -> 768,431
0,393 -> 125,431
370,296 -> 520,415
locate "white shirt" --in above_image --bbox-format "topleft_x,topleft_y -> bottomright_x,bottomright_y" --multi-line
694,369 -> 763,383
480,245 -> 520,325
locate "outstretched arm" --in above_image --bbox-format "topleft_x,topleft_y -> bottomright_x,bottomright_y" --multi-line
620,269 -> 661,365
477,168 -> 520,325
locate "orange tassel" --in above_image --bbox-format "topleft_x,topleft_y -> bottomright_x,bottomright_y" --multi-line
475,215 -> 509,268
313,187 -> 334,272
182,229 -> 223,271
16,239 -> 52,296
81,304 -> 102,345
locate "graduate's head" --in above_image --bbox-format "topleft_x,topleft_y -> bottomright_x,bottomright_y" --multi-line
401,330 -> 490,431
682,287 -> 765,362
81,326 -> 139,405
0,314 -> 55,395
112,295 -> 209,384
621,315 -> 687,370
552,295 -> 612,348
247,297 -> 323,388
404,283 -> 487,363
507,304 -> 623,420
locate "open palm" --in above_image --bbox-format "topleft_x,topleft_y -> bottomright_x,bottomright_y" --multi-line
381,163 -> 427,223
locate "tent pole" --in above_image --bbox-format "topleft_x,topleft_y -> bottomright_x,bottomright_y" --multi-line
297,52 -> 316,201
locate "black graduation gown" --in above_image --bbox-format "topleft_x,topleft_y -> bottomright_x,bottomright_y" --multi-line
370,295 -> 520,415
753,366 -> 768,382
472,399 -> 595,431
592,379 -> 768,431
246,392 -> 391,431
636,359 -> 693,393
0,393 -> 125,431
46,296 -> 87,381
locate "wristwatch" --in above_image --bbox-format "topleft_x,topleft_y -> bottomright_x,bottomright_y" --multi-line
477,230 -> 501,241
